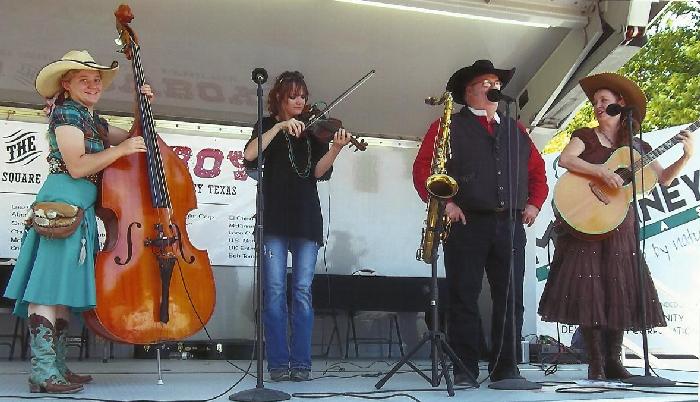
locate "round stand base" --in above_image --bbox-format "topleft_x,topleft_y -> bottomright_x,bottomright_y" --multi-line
229,387 -> 291,401
488,378 -> 543,390
622,375 -> 676,387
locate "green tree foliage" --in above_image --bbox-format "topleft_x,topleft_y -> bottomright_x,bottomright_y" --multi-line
543,1 -> 700,154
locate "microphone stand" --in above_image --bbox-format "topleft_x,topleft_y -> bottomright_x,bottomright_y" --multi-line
487,94 -> 541,391
620,109 -> 675,387
375,200 -> 478,396
230,68 -> 291,402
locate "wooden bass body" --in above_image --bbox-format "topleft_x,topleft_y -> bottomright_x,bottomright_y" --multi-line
84,136 -> 216,344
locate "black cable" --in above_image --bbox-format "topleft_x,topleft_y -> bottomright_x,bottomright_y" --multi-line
294,385 -> 485,401
477,113 -> 508,385
531,241 -> 557,375
293,391 -> 422,401
0,398 -> 212,402
531,232 -> 587,376
484,102 -> 522,384
173,254 -> 258,372
555,385 -> 697,396
321,359 -> 394,374
322,182 -> 335,356
0,221 -> 261,402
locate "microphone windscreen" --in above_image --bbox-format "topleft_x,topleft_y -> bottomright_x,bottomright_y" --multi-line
605,103 -> 623,116
251,67 -> 268,84
487,88 -> 501,102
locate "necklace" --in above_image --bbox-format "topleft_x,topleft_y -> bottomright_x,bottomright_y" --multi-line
595,127 -> 615,147
284,132 -> 312,178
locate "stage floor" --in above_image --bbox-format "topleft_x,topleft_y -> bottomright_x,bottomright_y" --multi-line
0,357 -> 696,402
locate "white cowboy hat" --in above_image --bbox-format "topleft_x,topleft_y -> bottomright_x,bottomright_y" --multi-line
35,50 -> 119,98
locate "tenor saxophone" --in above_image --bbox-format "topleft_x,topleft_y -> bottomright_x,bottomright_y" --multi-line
416,92 -> 459,264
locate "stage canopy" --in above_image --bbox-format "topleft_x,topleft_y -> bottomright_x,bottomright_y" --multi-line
0,0 -> 667,143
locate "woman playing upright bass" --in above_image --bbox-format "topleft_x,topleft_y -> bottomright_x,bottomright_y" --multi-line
3,50 -> 152,394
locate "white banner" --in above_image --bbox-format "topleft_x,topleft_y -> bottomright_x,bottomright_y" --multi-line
529,124 -> 700,356
0,120 -> 257,266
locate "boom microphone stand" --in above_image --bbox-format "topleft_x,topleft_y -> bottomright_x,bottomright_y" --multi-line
486,89 -> 541,390
229,68 -> 291,402
375,202 -> 479,396
618,107 -> 674,387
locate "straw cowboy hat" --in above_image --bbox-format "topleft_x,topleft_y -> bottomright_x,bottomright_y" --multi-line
579,72 -> 647,122
35,50 -> 119,98
446,59 -> 516,105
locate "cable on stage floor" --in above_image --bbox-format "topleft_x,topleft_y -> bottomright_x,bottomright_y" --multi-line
554,385 -> 697,396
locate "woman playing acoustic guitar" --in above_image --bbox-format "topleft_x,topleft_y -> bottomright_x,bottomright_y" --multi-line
538,73 -> 693,381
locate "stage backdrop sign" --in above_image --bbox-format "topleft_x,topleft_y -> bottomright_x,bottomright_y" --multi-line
0,120 -> 256,266
529,124 -> 700,356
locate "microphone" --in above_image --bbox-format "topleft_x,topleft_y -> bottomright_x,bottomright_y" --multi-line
487,88 -> 515,103
251,68 -> 268,84
605,103 -> 635,116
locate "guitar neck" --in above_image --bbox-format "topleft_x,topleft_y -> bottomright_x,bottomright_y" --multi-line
633,119 -> 699,172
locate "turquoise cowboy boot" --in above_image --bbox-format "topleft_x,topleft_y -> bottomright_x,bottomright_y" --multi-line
55,319 -> 93,384
27,314 -> 83,394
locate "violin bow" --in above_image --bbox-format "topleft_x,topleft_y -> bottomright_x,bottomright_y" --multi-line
306,69 -> 375,126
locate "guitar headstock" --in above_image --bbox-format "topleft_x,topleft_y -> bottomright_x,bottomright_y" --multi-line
114,4 -> 137,60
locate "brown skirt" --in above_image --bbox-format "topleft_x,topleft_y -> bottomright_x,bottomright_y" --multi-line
538,209 -> 667,330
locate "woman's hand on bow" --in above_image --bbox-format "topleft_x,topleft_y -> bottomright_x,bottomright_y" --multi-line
276,118 -> 306,137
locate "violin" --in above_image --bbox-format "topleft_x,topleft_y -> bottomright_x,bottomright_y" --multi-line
298,104 -> 367,152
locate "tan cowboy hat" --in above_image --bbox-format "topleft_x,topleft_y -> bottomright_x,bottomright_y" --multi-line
35,50 -> 119,98
579,72 -> 646,122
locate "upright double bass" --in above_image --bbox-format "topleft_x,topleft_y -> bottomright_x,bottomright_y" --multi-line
83,5 -> 216,344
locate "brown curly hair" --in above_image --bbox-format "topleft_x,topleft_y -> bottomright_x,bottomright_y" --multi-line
268,71 -> 308,117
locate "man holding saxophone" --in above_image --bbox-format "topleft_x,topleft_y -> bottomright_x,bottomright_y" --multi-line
412,60 -> 548,384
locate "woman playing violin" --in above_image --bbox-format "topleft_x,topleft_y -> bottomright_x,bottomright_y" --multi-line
3,50 -> 152,394
243,71 -> 351,382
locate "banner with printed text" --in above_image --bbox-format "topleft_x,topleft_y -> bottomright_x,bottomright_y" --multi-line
0,120 -> 256,266
529,124 -> 699,356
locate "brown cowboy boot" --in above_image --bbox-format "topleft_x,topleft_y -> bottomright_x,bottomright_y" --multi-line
581,327 -> 605,380
604,329 -> 632,380
55,319 -> 93,384
27,314 -> 83,394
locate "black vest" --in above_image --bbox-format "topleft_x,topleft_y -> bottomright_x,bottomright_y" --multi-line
447,107 -> 529,211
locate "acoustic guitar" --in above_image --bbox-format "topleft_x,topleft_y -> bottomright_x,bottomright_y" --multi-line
553,120 -> 697,237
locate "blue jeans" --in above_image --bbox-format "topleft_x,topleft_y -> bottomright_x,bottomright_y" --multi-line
263,235 -> 319,371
